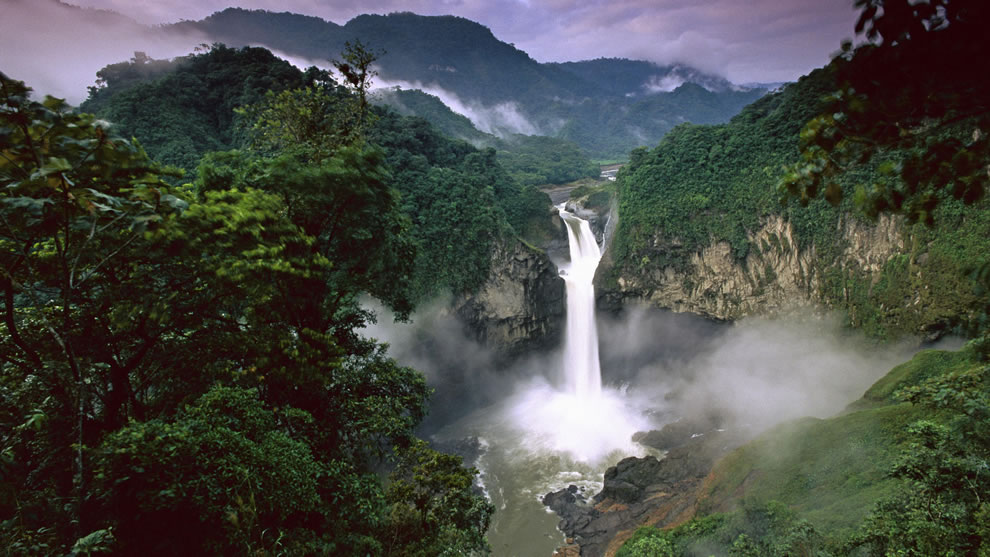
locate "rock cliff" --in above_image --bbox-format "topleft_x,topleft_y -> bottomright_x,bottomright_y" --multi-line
600,213 -> 906,321
452,234 -> 566,360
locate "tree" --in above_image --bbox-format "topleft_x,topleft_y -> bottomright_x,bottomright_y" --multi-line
334,40 -> 384,130
851,348 -> 989,555
383,440 -> 494,556
90,386 -> 326,555
2,71 -> 488,556
236,85 -> 361,162
778,0 -> 990,225
1,72 -> 189,541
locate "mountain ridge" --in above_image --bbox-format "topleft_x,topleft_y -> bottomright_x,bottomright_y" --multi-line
158,7 -> 765,158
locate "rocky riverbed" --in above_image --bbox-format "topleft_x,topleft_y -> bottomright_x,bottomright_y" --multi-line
544,417 -> 758,557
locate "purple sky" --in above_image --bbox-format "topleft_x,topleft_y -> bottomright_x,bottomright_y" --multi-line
1,0 -> 861,102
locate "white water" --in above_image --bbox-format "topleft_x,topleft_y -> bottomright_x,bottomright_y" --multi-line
428,202 -> 656,555
557,202 -> 604,400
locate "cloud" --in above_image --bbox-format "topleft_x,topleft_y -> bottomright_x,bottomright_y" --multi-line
598,309 -> 948,435
0,0 -> 208,104
363,297 -> 935,463
58,0 -> 861,84
373,76 -> 539,136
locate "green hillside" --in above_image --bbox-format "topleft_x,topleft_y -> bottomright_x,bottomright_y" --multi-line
607,61 -> 990,338
615,2 -> 990,554
78,45 -> 554,303
164,9 -> 765,159
619,342 -> 989,556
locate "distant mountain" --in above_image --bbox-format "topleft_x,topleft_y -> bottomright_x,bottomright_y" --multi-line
370,88 -> 492,144
168,9 -> 593,105
163,8 -> 766,159
548,58 -> 740,96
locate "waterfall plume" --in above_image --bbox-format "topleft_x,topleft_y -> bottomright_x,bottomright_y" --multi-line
557,202 -> 603,400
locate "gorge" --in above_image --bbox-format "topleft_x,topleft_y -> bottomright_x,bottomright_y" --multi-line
3,3 -> 987,554
368,195 -> 939,556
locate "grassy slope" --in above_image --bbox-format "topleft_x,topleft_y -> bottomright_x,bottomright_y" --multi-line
616,346 -> 984,556
693,347 -> 981,539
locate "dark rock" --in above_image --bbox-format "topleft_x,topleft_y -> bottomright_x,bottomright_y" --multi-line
547,426 -> 756,557
542,484 -> 584,512
632,415 -> 724,451
453,237 -> 565,362
597,456 -> 663,503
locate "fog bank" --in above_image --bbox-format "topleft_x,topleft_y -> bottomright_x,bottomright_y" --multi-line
365,302 -> 939,443
1,0 -> 206,103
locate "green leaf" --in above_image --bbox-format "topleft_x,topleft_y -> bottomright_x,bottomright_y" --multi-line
35,157 -> 72,177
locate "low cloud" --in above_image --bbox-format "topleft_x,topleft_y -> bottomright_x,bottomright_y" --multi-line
373,77 -> 539,136
364,299 -> 937,459
1,0 -> 208,104
643,74 -> 687,93
601,310 -> 945,434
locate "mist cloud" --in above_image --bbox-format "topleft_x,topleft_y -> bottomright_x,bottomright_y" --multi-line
61,0 -> 861,84
608,311 -> 949,434
373,77 -> 539,136
367,301 -> 944,447
0,0 -> 209,104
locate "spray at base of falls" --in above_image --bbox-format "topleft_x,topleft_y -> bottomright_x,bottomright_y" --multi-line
430,202 -> 655,555
481,203 -> 648,465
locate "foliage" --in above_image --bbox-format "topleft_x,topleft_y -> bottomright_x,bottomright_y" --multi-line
617,501 -> 831,557
610,68 -> 837,273
236,85 -> 361,161
82,44 -> 555,303
367,108 -> 553,299
778,0 -> 990,224
617,527 -> 675,557
608,45 -> 990,338
80,45 -> 315,174
495,134 -> 599,187
1,73 -> 190,546
194,143 -> 416,321
332,40 -> 382,129
1,72 -> 490,555
383,440 -> 494,556
90,386 -> 325,555
850,345 -> 989,555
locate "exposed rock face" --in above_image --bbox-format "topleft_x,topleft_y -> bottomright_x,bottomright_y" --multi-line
601,214 -> 905,321
545,420 -> 752,557
452,235 -> 565,360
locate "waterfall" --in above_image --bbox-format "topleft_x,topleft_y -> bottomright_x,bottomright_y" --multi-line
557,202 -> 602,400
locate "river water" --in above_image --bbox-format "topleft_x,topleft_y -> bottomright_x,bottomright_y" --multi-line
432,204 -> 657,555
362,200 -> 913,556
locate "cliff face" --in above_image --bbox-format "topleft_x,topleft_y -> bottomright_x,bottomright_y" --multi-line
600,214 -> 906,322
452,235 -> 566,360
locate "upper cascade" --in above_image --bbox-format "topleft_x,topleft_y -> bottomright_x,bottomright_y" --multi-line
557,203 -> 603,400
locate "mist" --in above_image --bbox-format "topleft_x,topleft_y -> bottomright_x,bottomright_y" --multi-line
601,311 -> 926,434
365,301 -> 939,450
0,0 -> 208,104
372,77 -> 539,137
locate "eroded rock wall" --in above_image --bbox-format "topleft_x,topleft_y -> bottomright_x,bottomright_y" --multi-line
452,235 -> 565,360
601,214 -> 905,321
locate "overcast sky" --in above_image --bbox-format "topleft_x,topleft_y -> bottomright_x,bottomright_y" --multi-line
2,0 -> 861,102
